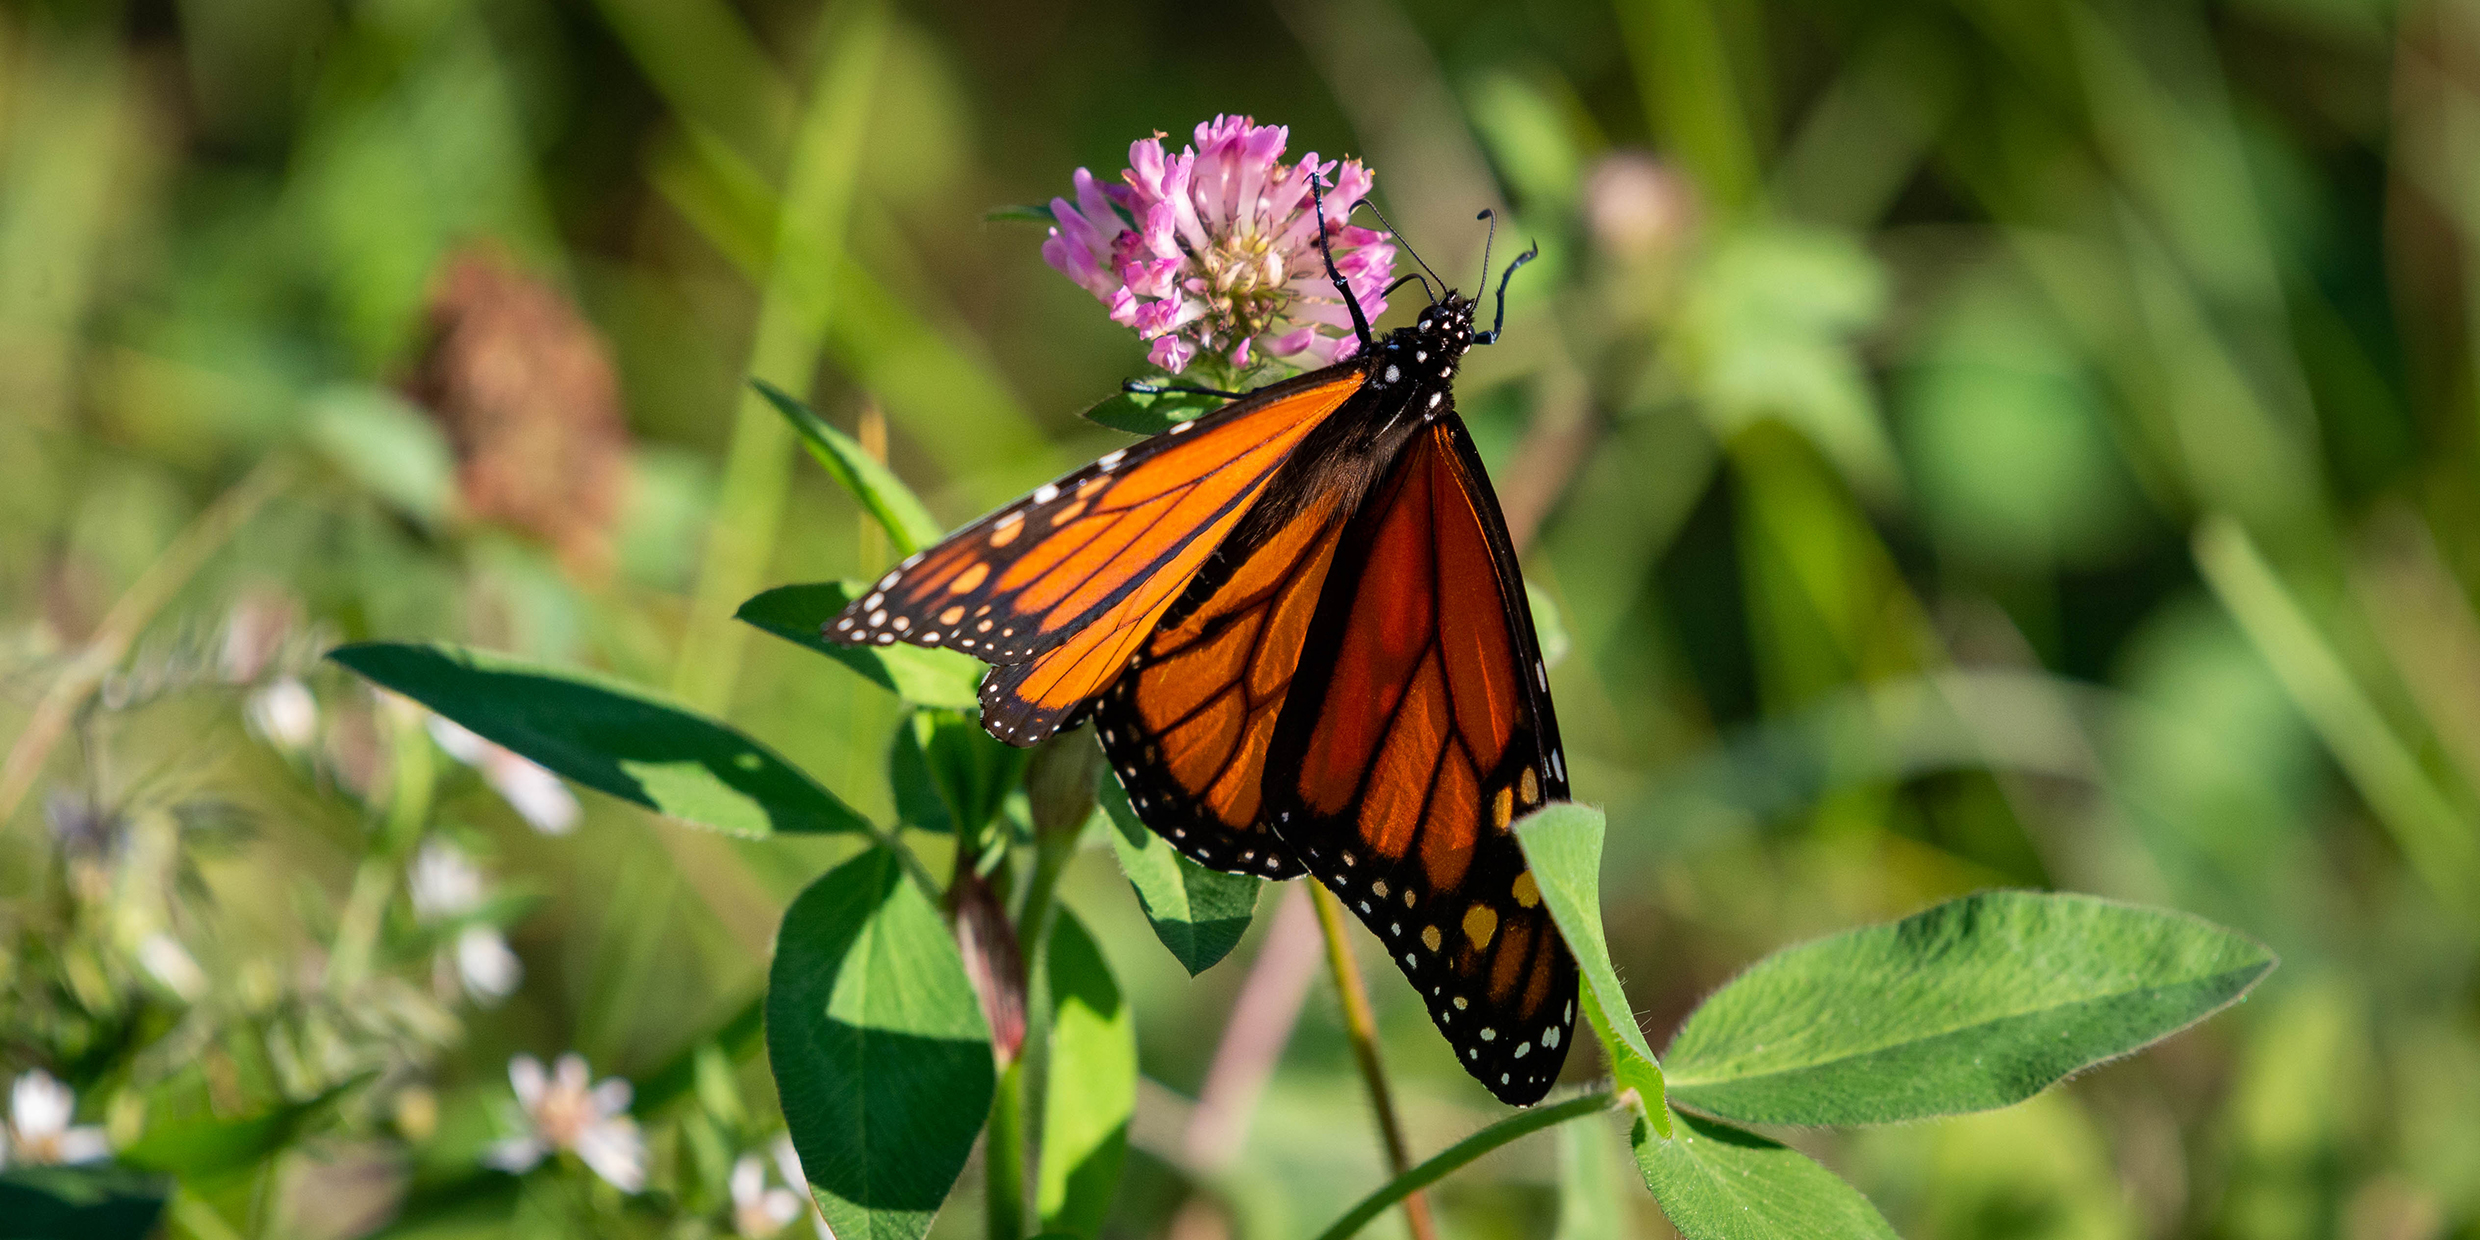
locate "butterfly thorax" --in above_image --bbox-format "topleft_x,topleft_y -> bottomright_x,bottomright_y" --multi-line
1361,294 -> 1477,425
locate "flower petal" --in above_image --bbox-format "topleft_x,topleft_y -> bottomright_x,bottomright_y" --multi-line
576,1118 -> 648,1193
483,1135 -> 546,1173
508,1055 -> 548,1108
11,1071 -> 73,1139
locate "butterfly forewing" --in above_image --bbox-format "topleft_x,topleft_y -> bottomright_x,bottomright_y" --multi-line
1265,418 -> 1577,1106
830,368 -> 1368,747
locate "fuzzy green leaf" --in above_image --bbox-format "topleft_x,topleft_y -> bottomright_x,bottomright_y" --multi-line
1630,1109 -> 1899,1239
754,378 -> 944,556
770,847 -> 995,1240
1662,890 -> 2276,1126
737,581 -> 984,709
1514,803 -> 1668,1130
1036,909 -> 1135,1238
1081,386 -> 1223,435
331,642 -> 870,837
1099,777 -> 1258,974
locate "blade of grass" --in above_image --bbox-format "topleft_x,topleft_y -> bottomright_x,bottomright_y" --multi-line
2195,515 -> 2480,909
671,0 -> 887,713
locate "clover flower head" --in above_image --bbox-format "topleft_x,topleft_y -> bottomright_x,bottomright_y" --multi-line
485,1053 -> 644,1192
1042,114 -> 1395,374
428,717 -> 580,834
1,1070 -> 110,1168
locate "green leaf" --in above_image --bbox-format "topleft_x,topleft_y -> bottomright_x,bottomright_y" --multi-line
305,385 -> 455,526
1036,909 -> 1135,1238
331,642 -> 870,838
1098,777 -> 1258,975
1526,581 -> 1571,669
121,1078 -> 361,1179
1629,1108 -> 1898,1240
1661,890 -> 2277,1126
0,1166 -> 169,1240
770,847 -> 996,1240
1513,804 -> 1668,1129
737,582 -> 984,710
1081,386 -> 1223,435
888,716 -> 954,834
985,203 -> 1056,224
754,378 -> 944,556
906,707 -> 1029,844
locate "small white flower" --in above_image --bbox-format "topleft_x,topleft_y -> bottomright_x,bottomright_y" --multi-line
2,1070 -> 110,1167
409,840 -> 486,920
771,1137 -> 830,1239
453,926 -> 523,1005
428,718 -> 580,835
484,1053 -> 643,1193
411,841 -> 524,1005
246,677 -> 320,750
731,1146 -> 804,1237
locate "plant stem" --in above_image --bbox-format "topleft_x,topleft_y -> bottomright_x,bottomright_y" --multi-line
0,458 -> 288,826
1309,883 -> 1439,1240
1312,1090 -> 1618,1240
986,1057 -> 1027,1240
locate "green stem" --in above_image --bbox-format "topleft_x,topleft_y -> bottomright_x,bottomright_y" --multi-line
986,1056 -> 1027,1240
1308,884 -> 1438,1240
1312,1091 -> 1619,1240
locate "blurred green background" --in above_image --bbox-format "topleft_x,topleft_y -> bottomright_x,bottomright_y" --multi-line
3,0 -> 2476,1235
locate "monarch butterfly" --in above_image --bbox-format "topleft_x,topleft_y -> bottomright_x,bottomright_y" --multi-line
827,188 -> 1575,1105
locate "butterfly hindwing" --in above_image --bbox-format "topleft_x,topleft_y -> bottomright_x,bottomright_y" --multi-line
1091,490 -> 1355,878
829,367 -> 1368,746
1265,416 -> 1577,1106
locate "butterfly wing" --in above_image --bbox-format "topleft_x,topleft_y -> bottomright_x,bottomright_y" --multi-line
1089,490 -> 1355,878
1265,416 -> 1576,1106
829,367 -> 1368,746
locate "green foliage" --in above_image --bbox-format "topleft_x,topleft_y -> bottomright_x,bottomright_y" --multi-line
1630,1109 -> 1900,1240
754,378 -> 944,556
768,847 -> 995,1240
1661,891 -> 2276,1126
1514,804 -> 1668,1127
1036,909 -> 1135,1238
903,706 -> 1029,844
120,1078 -> 361,1179
0,1167 -> 168,1240
331,641 -> 870,837
737,581 -> 985,709
1081,386 -> 1224,435
1098,778 -> 1259,975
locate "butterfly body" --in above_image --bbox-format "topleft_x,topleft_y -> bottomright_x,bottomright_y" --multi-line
826,283 -> 1577,1104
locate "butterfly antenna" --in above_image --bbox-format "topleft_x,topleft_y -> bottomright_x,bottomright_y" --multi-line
1475,238 -> 1538,345
1382,272 -> 1437,303
1356,198 -> 1443,303
1308,175 -> 1374,351
1477,208 -> 1498,292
